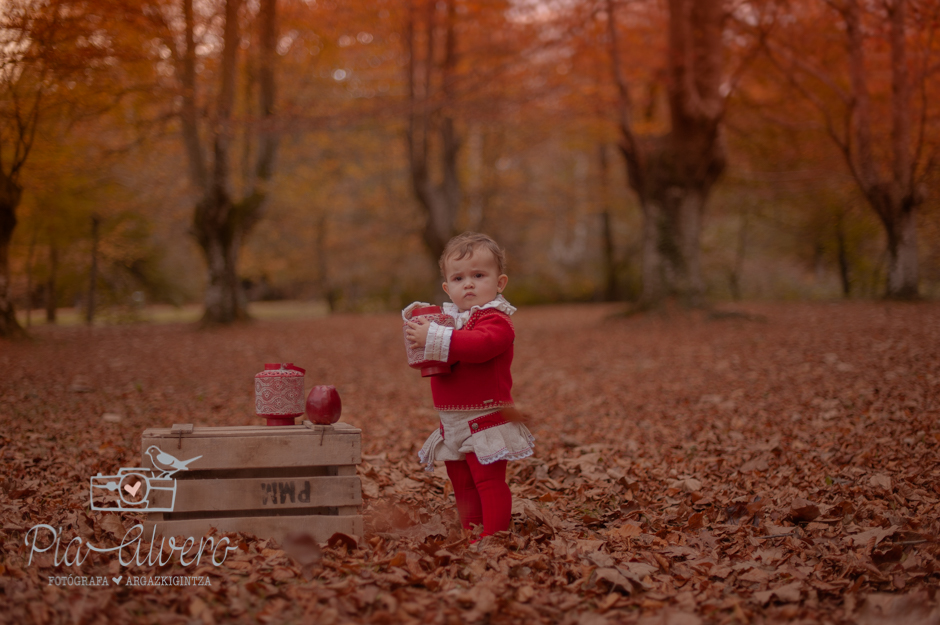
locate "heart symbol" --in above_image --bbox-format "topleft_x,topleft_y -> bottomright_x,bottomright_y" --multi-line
112,576 -> 123,585
123,482 -> 142,497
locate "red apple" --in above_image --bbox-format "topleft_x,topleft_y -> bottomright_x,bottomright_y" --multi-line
306,385 -> 342,424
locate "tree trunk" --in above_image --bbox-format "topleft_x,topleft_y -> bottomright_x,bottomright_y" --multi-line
766,0 -> 924,299
607,0 -> 726,308
315,215 -> 337,313
194,193 -> 248,323
843,0 -> 920,299
86,215 -> 100,325
638,180 -> 709,305
25,224 -> 37,327
882,202 -> 918,299
881,0 -> 919,299
729,208 -> 748,301
193,0 -> 244,323
836,210 -> 850,297
180,0 -> 279,324
0,174 -> 25,338
407,0 -> 462,264
598,144 -> 618,301
46,243 -> 58,323
198,232 -> 246,321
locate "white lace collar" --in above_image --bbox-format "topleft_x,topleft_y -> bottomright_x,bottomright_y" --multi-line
402,295 -> 516,328
443,294 -> 516,329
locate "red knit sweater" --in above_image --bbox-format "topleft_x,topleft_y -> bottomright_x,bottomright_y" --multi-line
430,308 -> 514,411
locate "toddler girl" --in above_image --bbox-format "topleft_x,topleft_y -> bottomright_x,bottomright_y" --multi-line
404,232 -> 535,537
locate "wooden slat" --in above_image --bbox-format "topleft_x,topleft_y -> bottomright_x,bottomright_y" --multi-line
191,425 -> 274,432
142,430 -> 361,440
144,423 -> 361,436
141,430 -> 360,471
143,424 -> 358,437
304,421 -> 360,432
144,514 -> 363,544
149,476 -> 360,512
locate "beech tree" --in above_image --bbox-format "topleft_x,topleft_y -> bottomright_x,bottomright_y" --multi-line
405,0 -> 461,261
760,0 -> 937,300
403,0 -> 537,265
155,0 -> 279,323
604,0 -> 728,306
0,0 -> 131,337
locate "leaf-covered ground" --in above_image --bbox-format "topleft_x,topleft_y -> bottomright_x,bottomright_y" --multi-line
1,302 -> 939,624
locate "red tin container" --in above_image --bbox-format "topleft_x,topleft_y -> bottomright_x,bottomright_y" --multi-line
403,305 -> 455,377
254,363 -> 306,426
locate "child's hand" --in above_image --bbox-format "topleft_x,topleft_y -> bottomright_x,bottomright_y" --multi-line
405,318 -> 431,349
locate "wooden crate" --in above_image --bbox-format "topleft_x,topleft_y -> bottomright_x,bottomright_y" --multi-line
140,421 -> 362,544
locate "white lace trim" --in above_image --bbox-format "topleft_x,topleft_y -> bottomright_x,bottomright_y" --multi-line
437,407 -> 504,421
419,439 -> 535,472
443,294 -> 516,329
476,445 -> 536,465
433,401 -> 514,411
423,322 -> 452,362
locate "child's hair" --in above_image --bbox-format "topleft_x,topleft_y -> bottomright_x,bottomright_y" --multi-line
439,232 -> 506,277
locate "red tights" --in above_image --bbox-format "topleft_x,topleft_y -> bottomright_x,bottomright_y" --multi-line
445,453 -> 511,535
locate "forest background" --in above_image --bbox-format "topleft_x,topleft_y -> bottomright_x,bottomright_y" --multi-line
3,2 -> 940,622
2,0 -> 940,334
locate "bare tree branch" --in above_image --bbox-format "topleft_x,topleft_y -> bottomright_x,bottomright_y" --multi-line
911,0 -> 940,180
252,0 -> 278,186
889,0 -> 912,192
605,0 -> 645,197
180,0 -> 208,191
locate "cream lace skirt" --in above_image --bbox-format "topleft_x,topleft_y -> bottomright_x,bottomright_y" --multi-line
418,408 -> 535,471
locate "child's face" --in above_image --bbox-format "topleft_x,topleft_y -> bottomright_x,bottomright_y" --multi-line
441,249 -> 508,312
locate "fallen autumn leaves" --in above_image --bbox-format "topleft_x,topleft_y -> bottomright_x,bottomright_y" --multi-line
1,302 -> 938,624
